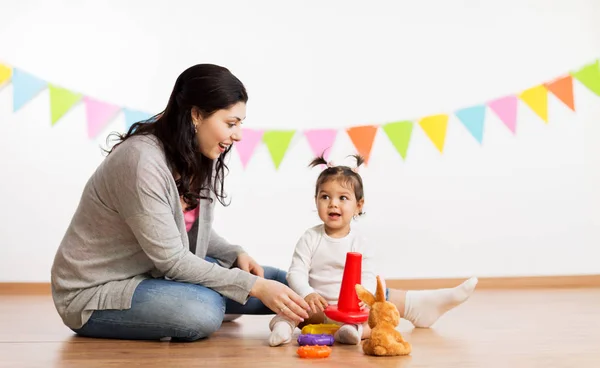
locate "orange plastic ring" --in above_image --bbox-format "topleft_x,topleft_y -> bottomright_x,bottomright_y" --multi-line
297,345 -> 332,359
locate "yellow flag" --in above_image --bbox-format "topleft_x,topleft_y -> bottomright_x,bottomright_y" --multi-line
0,64 -> 12,85
418,114 -> 448,153
519,85 -> 548,123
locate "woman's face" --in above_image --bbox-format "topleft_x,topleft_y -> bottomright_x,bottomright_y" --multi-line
192,102 -> 246,160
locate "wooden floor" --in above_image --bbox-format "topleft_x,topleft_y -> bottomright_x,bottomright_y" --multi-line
1,289 -> 600,367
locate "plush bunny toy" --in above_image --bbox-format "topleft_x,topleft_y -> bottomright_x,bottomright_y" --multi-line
355,275 -> 412,356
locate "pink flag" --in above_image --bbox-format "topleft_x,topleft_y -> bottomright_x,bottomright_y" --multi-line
84,96 -> 120,139
304,129 -> 338,160
235,128 -> 264,168
488,95 -> 517,134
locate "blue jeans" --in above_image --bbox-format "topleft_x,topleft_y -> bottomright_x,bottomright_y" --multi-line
72,258 -> 287,341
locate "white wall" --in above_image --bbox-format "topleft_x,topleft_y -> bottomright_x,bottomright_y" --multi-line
0,0 -> 599,282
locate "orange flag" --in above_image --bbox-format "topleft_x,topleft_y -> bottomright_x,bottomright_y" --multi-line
544,75 -> 575,111
346,125 -> 378,165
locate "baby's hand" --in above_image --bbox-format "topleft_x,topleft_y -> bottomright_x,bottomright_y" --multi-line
304,293 -> 328,314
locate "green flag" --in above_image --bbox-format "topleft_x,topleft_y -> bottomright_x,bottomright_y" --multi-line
571,60 -> 600,96
49,84 -> 82,125
383,121 -> 413,160
263,130 -> 296,169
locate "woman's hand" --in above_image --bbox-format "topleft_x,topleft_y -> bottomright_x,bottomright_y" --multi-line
304,292 -> 328,314
235,253 -> 264,278
250,278 -> 310,324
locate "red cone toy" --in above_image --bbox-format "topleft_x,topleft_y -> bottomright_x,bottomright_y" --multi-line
324,252 -> 370,324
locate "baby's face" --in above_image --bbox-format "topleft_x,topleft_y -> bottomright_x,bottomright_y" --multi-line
315,179 -> 362,236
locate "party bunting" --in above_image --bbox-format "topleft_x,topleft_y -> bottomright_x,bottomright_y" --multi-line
519,85 -> 548,123
262,130 -> 296,169
123,108 -> 153,131
0,58 -> 598,170
235,128 -> 264,168
488,95 -> 518,134
49,84 -> 82,125
382,121 -> 413,160
545,75 -> 575,111
84,97 -> 120,138
0,64 -> 11,85
571,59 -> 600,96
419,114 -> 448,153
304,129 -> 338,160
12,68 -> 47,112
346,125 -> 378,165
455,105 -> 486,144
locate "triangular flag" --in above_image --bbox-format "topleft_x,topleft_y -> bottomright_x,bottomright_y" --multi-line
262,130 -> 296,169
123,108 -> 153,131
519,85 -> 548,123
382,121 -> 413,160
545,75 -> 575,111
346,125 -> 378,165
12,68 -> 47,112
49,84 -> 82,125
0,64 -> 12,85
488,95 -> 518,134
418,114 -> 448,153
83,97 -> 121,138
455,105 -> 486,143
304,129 -> 338,160
571,60 -> 600,96
235,128 -> 264,169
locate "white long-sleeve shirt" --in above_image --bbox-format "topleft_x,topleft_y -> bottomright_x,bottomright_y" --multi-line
286,224 -> 377,303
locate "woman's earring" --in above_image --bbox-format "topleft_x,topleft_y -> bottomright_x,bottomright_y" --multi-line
194,124 -> 198,133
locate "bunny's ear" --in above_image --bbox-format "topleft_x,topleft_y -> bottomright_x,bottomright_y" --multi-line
355,284 -> 375,307
375,275 -> 386,302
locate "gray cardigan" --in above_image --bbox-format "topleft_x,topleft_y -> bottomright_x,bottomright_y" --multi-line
50,135 -> 258,329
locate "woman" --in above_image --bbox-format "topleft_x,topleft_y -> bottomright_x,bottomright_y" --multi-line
51,64 -> 476,342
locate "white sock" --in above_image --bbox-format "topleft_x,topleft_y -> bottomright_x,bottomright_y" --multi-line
404,276 -> 478,328
268,316 -> 295,347
334,324 -> 363,345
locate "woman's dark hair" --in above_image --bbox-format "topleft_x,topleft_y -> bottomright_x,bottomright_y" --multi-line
106,64 -> 248,210
309,154 -> 365,215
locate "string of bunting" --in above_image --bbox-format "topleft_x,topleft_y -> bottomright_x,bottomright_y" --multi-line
0,59 -> 599,169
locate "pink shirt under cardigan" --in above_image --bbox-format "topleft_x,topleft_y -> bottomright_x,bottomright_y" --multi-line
184,206 -> 199,232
